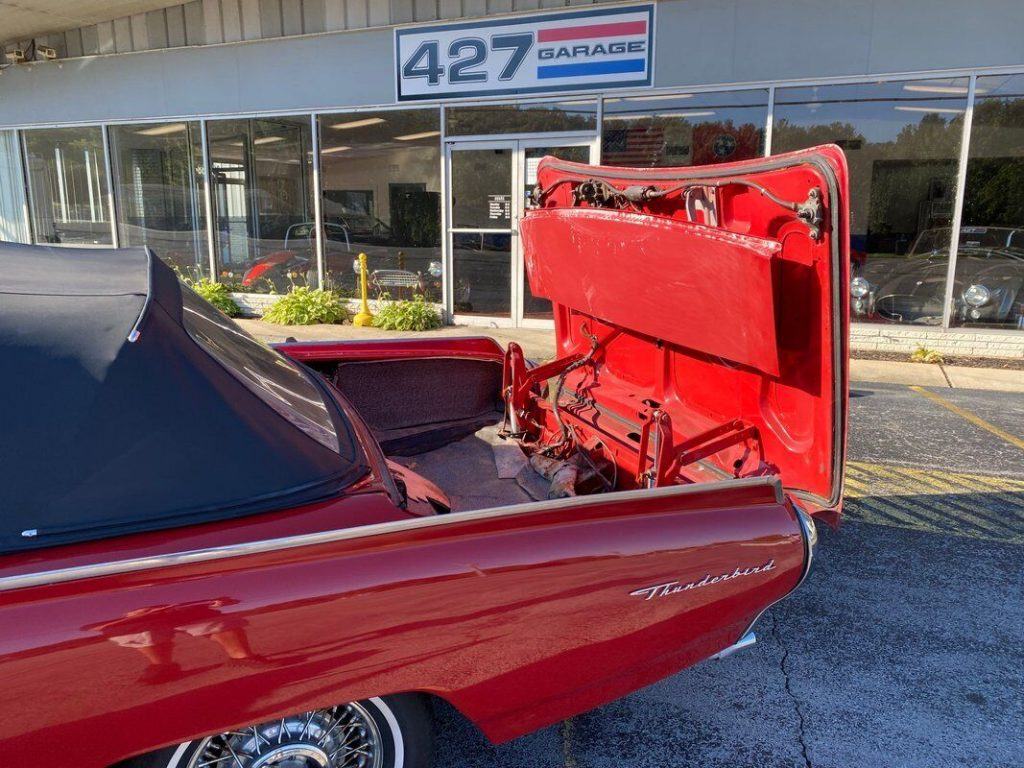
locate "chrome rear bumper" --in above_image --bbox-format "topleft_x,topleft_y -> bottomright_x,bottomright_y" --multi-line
710,630 -> 757,660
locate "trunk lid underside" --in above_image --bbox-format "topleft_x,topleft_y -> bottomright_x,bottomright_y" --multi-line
517,147 -> 849,515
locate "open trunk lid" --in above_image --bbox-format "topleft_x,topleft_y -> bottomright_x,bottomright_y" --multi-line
519,146 -> 849,517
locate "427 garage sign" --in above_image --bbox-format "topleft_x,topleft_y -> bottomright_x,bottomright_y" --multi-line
395,4 -> 654,101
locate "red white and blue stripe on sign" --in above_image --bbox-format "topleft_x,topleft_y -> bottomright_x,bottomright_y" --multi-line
395,4 -> 654,101
536,20 -> 649,79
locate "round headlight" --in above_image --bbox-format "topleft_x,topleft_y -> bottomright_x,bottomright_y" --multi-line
850,276 -> 871,298
963,284 -> 990,307
428,260 -> 443,278
352,258 -> 362,274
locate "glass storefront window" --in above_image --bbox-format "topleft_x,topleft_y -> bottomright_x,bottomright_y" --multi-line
23,127 -> 112,245
773,79 -> 968,326
452,232 -> 512,316
952,75 -> 1024,329
318,109 -> 442,300
109,122 -> 209,281
446,99 -> 597,136
451,148 -> 513,229
601,90 -> 768,167
0,130 -> 29,243
207,116 -> 314,293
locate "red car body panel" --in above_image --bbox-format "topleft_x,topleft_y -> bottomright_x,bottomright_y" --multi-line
0,147 -> 845,768
1,476 -> 805,767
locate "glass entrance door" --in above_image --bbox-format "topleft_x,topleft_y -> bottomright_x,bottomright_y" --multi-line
448,141 -> 516,321
446,137 -> 596,327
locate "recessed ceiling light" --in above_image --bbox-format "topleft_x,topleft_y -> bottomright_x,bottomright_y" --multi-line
603,110 -> 715,121
394,130 -> 441,141
903,84 -> 976,95
135,123 -> 187,136
659,110 -> 715,118
893,106 -> 965,114
330,117 -> 386,130
253,136 -> 284,145
321,145 -> 351,154
624,93 -> 695,102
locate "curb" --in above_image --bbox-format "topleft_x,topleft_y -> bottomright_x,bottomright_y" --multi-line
850,358 -> 1024,393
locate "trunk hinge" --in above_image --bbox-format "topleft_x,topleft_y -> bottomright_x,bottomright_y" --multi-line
502,326 -> 621,444
796,187 -> 823,240
636,409 -> 675,488
502,343 -> 589,437
636,415 -> 767,487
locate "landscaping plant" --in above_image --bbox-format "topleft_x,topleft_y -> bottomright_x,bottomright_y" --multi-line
263,287 -> 349,325
186,278 -> 242,317
374,294 -> 443,331
910,345 -> 945,365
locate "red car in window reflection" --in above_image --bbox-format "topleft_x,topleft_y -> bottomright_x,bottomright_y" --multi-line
0,145 -> 848,768
241,221 -> 354,291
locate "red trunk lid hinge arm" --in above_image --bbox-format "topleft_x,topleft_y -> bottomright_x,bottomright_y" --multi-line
502,343 -> 587,436
635,409 -> 675,488
502,328 -> 622,439
637,415 -> 766,488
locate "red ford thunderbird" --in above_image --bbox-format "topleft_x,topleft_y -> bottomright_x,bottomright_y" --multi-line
0,146 -> 848,768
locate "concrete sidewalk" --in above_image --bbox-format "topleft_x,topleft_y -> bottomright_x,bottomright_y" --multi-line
241,319 -> 1024,394
850,358 -> 1024,393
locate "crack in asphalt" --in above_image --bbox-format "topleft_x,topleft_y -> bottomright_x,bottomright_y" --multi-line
561,717 -> 579,768
772,612 -> 813,768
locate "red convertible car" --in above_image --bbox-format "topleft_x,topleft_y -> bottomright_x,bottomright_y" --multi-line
0,146 -> 848,768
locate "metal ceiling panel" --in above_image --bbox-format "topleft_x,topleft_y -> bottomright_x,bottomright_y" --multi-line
0,1 -> 185,46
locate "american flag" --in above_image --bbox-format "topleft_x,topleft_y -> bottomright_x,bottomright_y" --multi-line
602,126 -> 666,167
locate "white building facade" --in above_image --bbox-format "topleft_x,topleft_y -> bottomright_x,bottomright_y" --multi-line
1,0 -> 1023,356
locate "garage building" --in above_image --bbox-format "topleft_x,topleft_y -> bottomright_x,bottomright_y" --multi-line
0,0 -> 1022,356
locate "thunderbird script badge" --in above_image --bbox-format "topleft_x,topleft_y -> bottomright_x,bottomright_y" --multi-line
630,560 -> 776,600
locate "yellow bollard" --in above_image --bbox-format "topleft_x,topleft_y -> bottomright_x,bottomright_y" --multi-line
352,252 -> 375,327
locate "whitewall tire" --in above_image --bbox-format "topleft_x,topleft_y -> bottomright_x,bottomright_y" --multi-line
116,694 -> 433,768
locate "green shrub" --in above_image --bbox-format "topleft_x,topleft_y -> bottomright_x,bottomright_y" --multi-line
187,278 -> 241,317
910,345 -> 945,365
262,287 -> 349,325
374,294 -> 443,331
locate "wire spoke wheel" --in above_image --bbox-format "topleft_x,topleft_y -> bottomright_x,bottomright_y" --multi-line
188,702 -> 384,768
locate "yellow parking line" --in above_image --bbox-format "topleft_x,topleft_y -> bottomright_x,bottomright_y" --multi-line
909,386 -> 1024,452
842,460 -> 1024,543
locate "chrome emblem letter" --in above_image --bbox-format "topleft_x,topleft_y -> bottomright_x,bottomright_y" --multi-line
630,560 -> 776,600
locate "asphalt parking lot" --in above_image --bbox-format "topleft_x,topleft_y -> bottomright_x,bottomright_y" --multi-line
433,382 -> 1024,768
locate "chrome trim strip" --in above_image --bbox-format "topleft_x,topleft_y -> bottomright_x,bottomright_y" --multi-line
0,475 -> 783,594
794,503 -> 818,591
710,630 -> 756,660
310,112 -> 326,290
126,247 -> 154,343
101,124 -> 119,249
274,335 -> 505,351
940,74 -> 977,330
